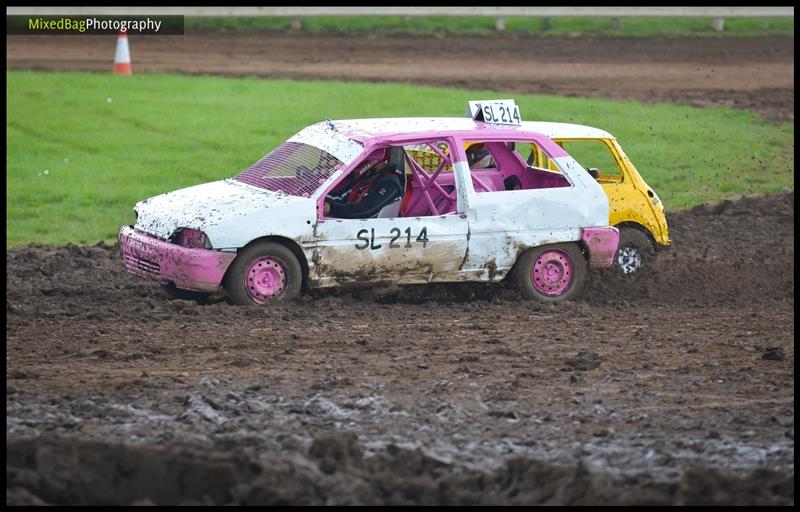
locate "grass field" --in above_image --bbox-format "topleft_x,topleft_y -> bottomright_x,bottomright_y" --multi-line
185,16 -> 795,38
6,70 -> 794,247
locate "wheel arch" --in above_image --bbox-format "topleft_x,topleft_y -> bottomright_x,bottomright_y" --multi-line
614,221 -> 656,250
223,235 -> 310,290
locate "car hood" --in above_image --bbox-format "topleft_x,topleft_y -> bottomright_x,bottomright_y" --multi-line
134,179 -> 307,240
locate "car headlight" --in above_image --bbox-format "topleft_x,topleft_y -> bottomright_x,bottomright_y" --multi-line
171,228 -> 212,249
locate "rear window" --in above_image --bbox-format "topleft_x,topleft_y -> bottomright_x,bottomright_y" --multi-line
235,142 -> 344,197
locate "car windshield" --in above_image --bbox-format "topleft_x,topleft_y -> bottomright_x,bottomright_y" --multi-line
234,142 -> 344,197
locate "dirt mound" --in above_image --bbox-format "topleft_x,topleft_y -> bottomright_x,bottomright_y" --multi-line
584,191 -> 794,305
6,436 -> 258,506
6,435 -> 793,506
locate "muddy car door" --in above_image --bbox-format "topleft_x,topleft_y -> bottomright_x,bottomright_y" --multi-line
311,141 -> 469,286
458,135 -> 609,279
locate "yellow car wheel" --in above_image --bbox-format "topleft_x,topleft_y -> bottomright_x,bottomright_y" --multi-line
615,227 -> 655,277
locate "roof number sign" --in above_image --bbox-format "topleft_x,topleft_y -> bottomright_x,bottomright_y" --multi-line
467,99 -> 521,126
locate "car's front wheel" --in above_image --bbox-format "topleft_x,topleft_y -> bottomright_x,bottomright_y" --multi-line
224,241 -> 302,305
615,227 -> 655,277
514,243 -> 587,302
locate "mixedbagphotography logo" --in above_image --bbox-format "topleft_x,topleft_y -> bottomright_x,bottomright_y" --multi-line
7,15 -> 184,35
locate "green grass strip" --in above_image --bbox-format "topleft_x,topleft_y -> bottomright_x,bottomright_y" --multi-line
185,16 -> 794,38
6,70 -> 793,246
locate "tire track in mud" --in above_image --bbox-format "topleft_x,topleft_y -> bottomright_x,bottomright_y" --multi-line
6,193 -> 795,505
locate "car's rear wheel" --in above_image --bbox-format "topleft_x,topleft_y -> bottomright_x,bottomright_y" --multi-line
225,241 -> 302,305
514,243 -> 586,302
615,227 -> 655,277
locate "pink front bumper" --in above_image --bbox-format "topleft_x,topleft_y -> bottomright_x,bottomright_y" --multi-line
581,227 -> 620,269
118,226 -> 236,293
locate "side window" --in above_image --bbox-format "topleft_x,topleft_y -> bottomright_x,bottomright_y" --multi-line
322,139 -> 462,220
405,142 -> 453,174
400,140 -> 459,217
557,139 -> 624,183
323,147 -> 403,220
464,140 -> 571,193
527,144 -> 561,172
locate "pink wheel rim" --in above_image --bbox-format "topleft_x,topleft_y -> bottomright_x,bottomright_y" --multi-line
245,257 -> 286,303
531,250 -> 573,296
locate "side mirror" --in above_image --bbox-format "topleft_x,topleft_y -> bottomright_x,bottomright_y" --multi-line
587,168 -> 600,179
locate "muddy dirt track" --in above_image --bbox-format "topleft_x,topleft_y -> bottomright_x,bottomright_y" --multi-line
5,32 -> 795,122
6,192 -> 794,505
6,31 -> 796,504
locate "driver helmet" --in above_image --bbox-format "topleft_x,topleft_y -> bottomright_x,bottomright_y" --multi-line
466,143 -> 493,169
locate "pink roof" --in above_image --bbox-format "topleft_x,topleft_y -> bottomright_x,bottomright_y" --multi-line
332,117 -> 569,158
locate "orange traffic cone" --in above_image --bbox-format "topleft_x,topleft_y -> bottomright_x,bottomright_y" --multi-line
113,30 -> 132,75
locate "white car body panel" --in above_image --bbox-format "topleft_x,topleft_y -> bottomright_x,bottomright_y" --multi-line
288,122 -> 364,164
458,156 -> 609,277
134,179 -> 315,250
332,117 -> 615,141
312,215 -> 469,285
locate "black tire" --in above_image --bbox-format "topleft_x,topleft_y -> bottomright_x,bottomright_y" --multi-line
161,283 -> 210,303
615,227 -> 655,277
514,243 -> 587,302
224,241 -> 303,305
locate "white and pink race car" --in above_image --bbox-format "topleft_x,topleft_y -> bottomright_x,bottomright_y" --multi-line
119,100 -> 619,304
